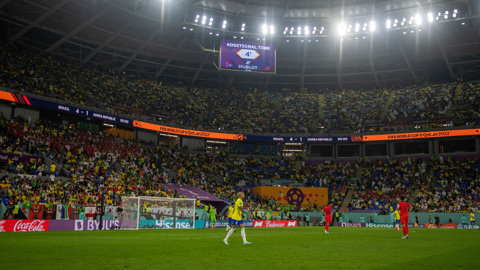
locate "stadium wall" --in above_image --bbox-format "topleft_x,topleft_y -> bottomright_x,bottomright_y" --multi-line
342,212 -> 477,225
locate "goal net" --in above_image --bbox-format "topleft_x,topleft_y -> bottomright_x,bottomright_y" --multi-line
118,196 -> 196,230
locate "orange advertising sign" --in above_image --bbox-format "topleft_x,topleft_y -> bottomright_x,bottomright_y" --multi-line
132,120 -> 244,140
362,129 -> 480,141
0,90 -> 17,102
252,186 -> 328,207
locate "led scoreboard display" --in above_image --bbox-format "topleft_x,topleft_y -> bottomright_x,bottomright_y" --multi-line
219,40 -> 276,73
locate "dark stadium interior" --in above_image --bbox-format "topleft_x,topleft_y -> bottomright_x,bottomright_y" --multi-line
1,0 -> 480,89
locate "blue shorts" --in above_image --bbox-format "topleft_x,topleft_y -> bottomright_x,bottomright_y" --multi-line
231,219 -> 244,227
471,221 -> 476,225
228,217 -> 232,224
395,220 -> 400,224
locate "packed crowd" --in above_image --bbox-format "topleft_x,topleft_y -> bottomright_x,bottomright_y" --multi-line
451,80 -> 480,126
348,157 -> 480,213
1,44 -> 479,136
413,157 -> 480,213
1,113 -> 479,219
323,89 -> 390,133
348,158 -> 418,211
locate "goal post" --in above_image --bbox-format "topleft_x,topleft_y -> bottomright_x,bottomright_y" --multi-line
118,196 -> 196,230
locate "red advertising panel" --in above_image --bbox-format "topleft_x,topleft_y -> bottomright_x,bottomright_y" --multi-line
440,224 -> 457,229
253,220 -> 297,228
0,220 -> 49,232
424,224 -> 457,229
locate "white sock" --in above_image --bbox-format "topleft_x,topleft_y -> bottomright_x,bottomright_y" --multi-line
224,228 -> 235,241
241,227 -> 247,243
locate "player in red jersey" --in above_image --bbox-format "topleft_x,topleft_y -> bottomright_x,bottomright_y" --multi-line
323,203 -> 332,234
397,195 -> 413,239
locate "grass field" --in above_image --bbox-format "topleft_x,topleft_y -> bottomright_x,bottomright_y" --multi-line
1,227 -> 480,269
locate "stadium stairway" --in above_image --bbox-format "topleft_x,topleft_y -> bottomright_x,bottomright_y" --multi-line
338,188 -> 354,213
408,188 -> 421,206
318,94 -> 325,122
449,83 -> 464,117
380,90 -> 396,120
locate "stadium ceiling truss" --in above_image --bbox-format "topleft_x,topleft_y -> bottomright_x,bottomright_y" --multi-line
1,0 -> 480,89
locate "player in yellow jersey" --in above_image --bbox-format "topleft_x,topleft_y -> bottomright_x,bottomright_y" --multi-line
223,192 -> 253,245
394,209 -> 401,231
471,210 -> 476,225
226,202 -> 235,232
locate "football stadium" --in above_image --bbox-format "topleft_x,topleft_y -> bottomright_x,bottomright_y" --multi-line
0,0 -> 480,269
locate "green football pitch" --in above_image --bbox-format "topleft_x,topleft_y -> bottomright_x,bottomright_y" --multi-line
1,227 -> 479,269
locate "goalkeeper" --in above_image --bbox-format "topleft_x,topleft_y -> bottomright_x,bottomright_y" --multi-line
209,205 -> 217,229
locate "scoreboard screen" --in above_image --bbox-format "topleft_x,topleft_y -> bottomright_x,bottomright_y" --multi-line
219,40 -> 276,73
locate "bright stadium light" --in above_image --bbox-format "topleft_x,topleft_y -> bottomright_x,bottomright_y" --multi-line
304,26 -> 309,36
222,20 -> 227,29
297,26 -> 302,35
386,19 -> 392,29
369,21 -> 376,32
241,23 -> 245,31
270,25 -> 275,35
337,23 -> 346,36
427,12 -> 434,22
355,23 -> 360,33
312,26 -> 317,34
415,14 -> 422,25
208,17 -> 213,26
362,23 -> 367,31
201,16 -> 206,25
453,9 -> 458,18
194,14 -> 200,23
444,11 -> 449,19
262,24 -> 268,34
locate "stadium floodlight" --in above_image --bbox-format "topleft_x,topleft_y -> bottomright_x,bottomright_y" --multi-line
241,23 -> 245,31
312,26 -> 317,34
262,24 -> 268,35
415,14 -> 422,26
444,11 -> 449,19
320,26 -> 324,34
194,14 -> 200,23
297,26 -> 302,35
453,9 -> 457,18
201,16 -> 206,25
182,26 -> 186,30
208,18 -> 213,26
304,26 -> 309,35
337,23 -> 346,36
355,23 -> 360,33
386,19 -> 392,29
209,32 -> 212,35
427,13 -> 434,22
222,20 -> 227,29
362,23 -> 367,31
270,25 -> 275,35
369,21 -> 376,32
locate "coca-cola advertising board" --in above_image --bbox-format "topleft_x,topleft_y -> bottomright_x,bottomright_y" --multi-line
253,220 -> 297,228
0,220 -> 49,232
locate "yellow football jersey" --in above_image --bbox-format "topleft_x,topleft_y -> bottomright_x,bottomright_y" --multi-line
231,198 -> 244,220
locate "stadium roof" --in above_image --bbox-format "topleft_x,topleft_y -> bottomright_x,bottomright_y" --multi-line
1,0 -> 480,89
